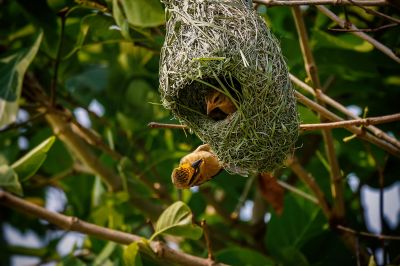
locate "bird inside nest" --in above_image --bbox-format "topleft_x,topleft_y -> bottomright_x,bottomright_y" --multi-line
205,90 -> 237,121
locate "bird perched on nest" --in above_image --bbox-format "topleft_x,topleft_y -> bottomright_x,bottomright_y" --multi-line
172,144 -> 223,189
205,90 -> 237,121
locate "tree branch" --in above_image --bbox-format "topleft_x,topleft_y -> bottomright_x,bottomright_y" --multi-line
254,0 -> 388,6
290,74 -> 400,150
337,225 -> 400,241
0,190 -> 228,266
295,90 -> 400,158
292,6 -> 345,219
286,157 -> 332,218
301,113 -> 400,130
316,5 -> 400,64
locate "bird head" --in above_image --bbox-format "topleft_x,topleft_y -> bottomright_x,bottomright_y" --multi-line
171,159 -> 203,189
205,91 -> 226,115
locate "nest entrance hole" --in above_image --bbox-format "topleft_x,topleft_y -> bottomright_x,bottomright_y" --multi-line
194,75 -> 242,121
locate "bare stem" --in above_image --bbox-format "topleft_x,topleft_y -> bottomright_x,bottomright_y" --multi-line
301,113 -> 400,130
201,220 -> 214,261
51,8 -> 69,106
0,190 -> 228,266
337,225 -> 400,241
328,23 -> 398,32
290,74 -> 400,150
292,6 -> 345,219
286,157 -> 331,218
254,0 -> 388,6
347,0 -> 400,24
317,6 -> 400,64
276,180 -> 319,204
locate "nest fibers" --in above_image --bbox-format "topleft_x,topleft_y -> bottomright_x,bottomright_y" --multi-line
159,0 -> 299,175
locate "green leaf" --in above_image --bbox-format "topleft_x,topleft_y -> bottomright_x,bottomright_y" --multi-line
11,136 -> 56,181
312,29 -> 373,53
123,242 -> 143,266
119,0 -> 165,28
216,247 -> 274,266
93,242 -> 117,266
113,0 -> 131,40
0,30 -> 43,127
150,201 -> 203,241
0,165 -> 23,196
280,247 -> 309,266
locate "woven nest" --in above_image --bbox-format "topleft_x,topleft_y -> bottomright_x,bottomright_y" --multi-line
159,0 -> 299,175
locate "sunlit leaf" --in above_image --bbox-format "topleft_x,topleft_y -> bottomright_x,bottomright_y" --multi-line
123,242 -> 143,266
119,0 -> 165,27
11,136 -> 55,181
0,165 -> 22,196
0,30 -> 43,126
150,201 -> 203,240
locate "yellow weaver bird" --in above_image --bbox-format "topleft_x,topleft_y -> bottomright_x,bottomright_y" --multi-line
172,144 -> 222,189
205,90 -> 237,121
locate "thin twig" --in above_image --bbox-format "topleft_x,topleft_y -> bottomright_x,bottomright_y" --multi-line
232,174 -> 257,219
0,112 -> 46,133
0,190 -> 228,266
254,0 -> 388,6
290,74 -> 400,151
337,225 -> 400,241
329,23 -> 398,32
51,8 -> 69,106
201,220 -> 214,261
301,113 -> 400,130
292,6 -> 345,219
286,157 -> 331,218
317,5 -> 400,64
276,180 -> 319,204
347,0 -> 400,24
295,90 -> 400,158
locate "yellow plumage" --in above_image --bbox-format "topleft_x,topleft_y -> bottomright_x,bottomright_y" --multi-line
172,144 -> 222,189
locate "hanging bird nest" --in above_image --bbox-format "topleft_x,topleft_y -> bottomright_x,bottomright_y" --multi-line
159,0 -> 299,175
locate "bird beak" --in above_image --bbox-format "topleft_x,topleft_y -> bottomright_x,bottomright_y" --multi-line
206,102 -> 215,115
191,159 -> 203,169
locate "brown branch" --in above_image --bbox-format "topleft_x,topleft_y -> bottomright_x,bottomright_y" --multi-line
291,74 -> 400,153
295,90 -> 400,158
301,113 -> 400,130
286,157 -> 332,218
254,0 -> 388,6
292,6 -> 345,219
201,220 -> 214,261
0,190 -> 228,266
337,225 -> 400,241
328,23 -> 399,32
317,6 -> 400,64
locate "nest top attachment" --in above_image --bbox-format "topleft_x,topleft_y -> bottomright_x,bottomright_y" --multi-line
159,0 -> 299,175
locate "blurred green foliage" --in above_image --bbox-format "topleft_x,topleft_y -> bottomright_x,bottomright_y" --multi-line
0,0 -> 399,265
